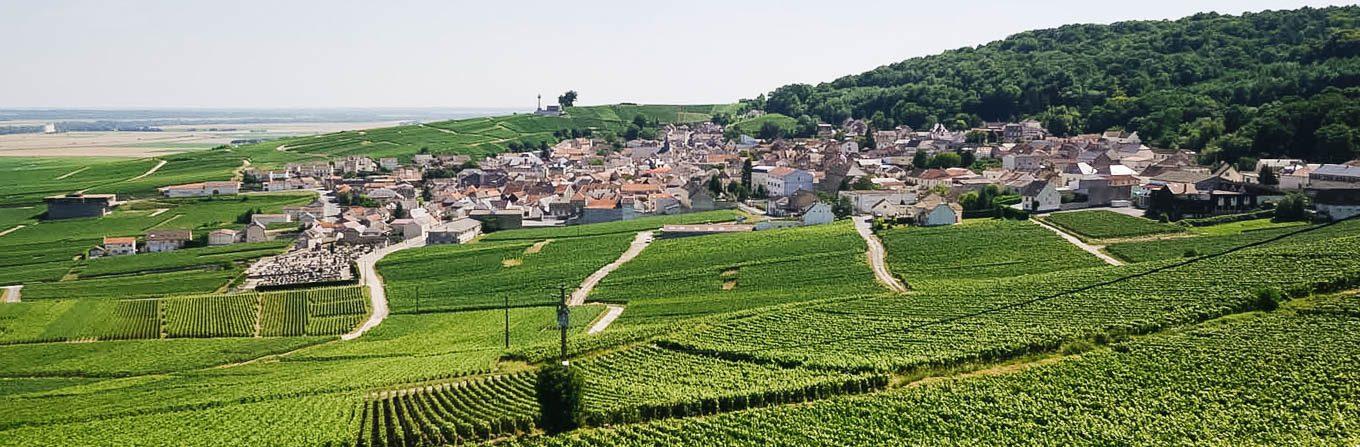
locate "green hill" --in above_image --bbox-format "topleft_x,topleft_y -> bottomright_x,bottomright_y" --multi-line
753,6 -> 1360,164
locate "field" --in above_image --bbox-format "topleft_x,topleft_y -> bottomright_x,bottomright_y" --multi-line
727,113 -> 797,137
503,310 -> 1360,446
880,219 -> 1108,283
0,286 -> 369,344
478,210 -> 744,242
1041,210 -> 1185,240
1105,218 -> 1355,263
589,221 -> 881,327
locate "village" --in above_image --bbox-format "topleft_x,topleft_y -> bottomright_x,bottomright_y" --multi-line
43,106 -> 1360,291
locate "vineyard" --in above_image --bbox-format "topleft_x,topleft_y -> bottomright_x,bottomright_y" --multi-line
1105,219 -> 1359,263
663,233 -> 1360,371
500,311 -> 1360,446
880,219 -> 1108,282
0,286 -> 368,344
380,233 -> 634,313
588,222 -> 880,326
359,373 -> 539,446
1041,210 -> 1185,240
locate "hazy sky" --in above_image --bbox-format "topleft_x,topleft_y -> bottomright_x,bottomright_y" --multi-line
1,0 -> 1353,109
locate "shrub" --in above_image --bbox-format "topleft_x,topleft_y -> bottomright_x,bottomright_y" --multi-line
536,363 -> 585,434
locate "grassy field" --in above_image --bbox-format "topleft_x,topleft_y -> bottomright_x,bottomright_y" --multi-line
727,113 -> 797,137
1041,210 -> 1185,240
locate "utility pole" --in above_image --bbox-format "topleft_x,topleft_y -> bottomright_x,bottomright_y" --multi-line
415,286 -> 420,314
503,294 -> 510,349
555,284 -> 569,363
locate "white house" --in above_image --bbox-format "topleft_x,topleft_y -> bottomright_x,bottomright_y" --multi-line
159,181 -> 240,198
910,196 -> 963,226
801,202 -> 835,226
100,236 -> 137,256
426,218 -> 481,244
208,229 -> 239,246
1021,180 -> 1061,212
765,167 -> 814,197
145,229 -> 191,253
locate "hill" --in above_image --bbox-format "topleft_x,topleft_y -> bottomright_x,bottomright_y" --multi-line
752,6 -> 1360,164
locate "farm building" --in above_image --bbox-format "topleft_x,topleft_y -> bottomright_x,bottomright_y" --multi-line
145,229 -> 192,252
208,229 -> 239,246
43,193 -> 117,219
158,181 -> 240,197
426,218 -> 482,244
95,236 -> 137,257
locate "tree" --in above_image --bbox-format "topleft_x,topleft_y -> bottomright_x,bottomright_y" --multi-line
631,114 -> 649,129
741,158 -> 753,188
536,363 -> 584,434
862,128 -> 876,150
707,175 -> 723,197
557,91 -> 578,108
757,121 -> 785,140
959,150 -> 976,169
1258,165 -> 1279,186
911,151 -> 929,168
928,152 -> 962,169
1315,123 -> 1356,162
832,197 -> 853,218
754,185 -> 768,199
852,176 -> 877,190
1275,192 -> 1309,222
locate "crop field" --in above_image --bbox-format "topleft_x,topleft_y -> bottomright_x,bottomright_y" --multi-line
663,231 -> 1360,372
0,286 -> 368,344
1041,210 -> 1185,240
503,310 -> 1360,446
881,219 -> 1107,282
0,157 -> 157,206
1105,218 -> 1358,263
727,113 -> 797,137
380,233 -> 634,312
589,222 -> 880,326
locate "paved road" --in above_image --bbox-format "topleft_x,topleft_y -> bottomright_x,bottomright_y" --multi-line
1031,219 -> 1124,266
569,231 -> 653,306
587,305 -> 625,335
3,285 -> 22,303
736,202 -> 766,218
342,238 -> 425,341
853,216 -> 909,293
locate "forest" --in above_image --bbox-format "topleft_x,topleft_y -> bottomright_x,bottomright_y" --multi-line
749,6 -> 1360,164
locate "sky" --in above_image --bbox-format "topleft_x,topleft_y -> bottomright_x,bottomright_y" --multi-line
1,0 -> 1353,109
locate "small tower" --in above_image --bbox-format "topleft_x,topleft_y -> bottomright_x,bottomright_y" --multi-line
537,94 -> 542,112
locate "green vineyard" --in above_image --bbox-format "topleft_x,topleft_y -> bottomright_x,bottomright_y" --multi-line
359,373 -> 538,446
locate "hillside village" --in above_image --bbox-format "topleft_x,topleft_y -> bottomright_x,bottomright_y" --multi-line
47,106 -> 1360,291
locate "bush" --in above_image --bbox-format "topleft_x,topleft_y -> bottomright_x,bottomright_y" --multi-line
1252,288 -> 1282,312
536,363 -> 585,434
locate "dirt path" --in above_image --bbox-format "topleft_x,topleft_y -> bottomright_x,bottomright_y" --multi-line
126,159 -> 168,182
587,305 -> 625,335
232,159 -> 251,182
2,285 -> 21,303
55,166 -> 90,180
1031,219 -> 1124,266
0,225 -> 25,238
853,216 -> 908,293
524,239 -> 552,254
569,231 -> 653,306
342,238 -> 426,341
148,208 -> 170,217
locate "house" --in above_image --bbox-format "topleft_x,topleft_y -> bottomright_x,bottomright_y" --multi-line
1310,164 -> 1360,185
801,202 -> 835,226
101,236 -> 137,256
391,218 -> 424,241
208,229 -> 239,246
158,181 -> 240,198
145,229 -> 192,252
379,158 -> 399,171
840,190 -> 917,214
426,218 -> 482,244
908,195 -> 963,226
1310,188 -> 1360,221
245,222 -> 269,243
1020,180 -> 1061,212
764,167 -> 814,197
44,193 -> 117,219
